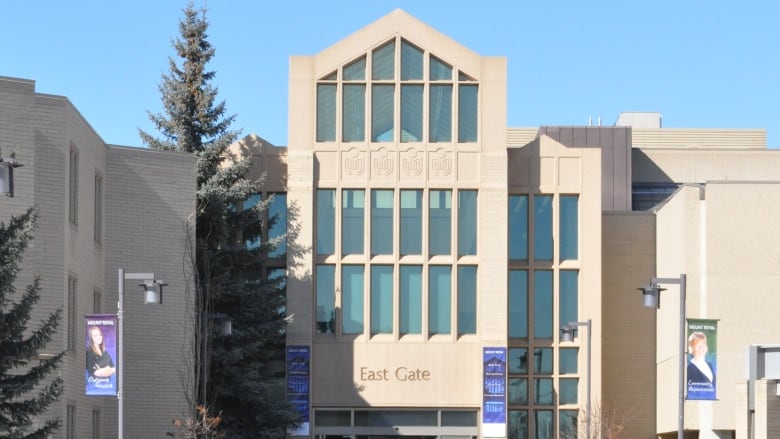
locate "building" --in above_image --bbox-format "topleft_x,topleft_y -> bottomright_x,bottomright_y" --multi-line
0,75 -> 196,439
3,7 -> 780,439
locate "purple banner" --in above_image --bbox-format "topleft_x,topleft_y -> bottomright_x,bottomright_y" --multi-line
286,346 -> 310,436
483,347 -> 507,437
686,319 -> 718,400
85,314 -> 117,396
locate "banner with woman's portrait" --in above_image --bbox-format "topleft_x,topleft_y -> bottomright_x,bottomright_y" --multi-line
85,314 -> 118,396
686,319 -> 718,400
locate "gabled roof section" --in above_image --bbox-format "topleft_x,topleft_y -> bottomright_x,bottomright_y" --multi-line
313,9 -> 484,81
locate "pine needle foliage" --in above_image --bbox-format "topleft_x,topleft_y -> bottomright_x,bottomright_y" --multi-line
140,3 -> 298,437
0,208 -> 64,439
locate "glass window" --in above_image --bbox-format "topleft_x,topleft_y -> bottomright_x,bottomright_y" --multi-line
508,410 -> 529,439
372,40 -> 394,80
269,267 -> 287,290
400,265 -> 422,335
429,190 -> 451,255
508,378 -> 528,404
269,193 -> 287,257
94,173 -> 102,244
315,410 -> 351,427
534,348 -> 553,374
92,409 -> 101,439
509,347 -> 528,374
67,277 -> 77,351
370,265 -> 393,335
343,84 -> 365,142
342,265 -> 364,334
458,85 -> 478,142
534,379 -> 554,405
441,411 -> 478,426
342,189 -> 365,255
343,56 -> 366,80
559,271 -> 578,333
316,265 -> 335,334
457,266 -> 477,335
429,266 -> 451,335
458,190 -> 477,256
559,348 -> 578,374
429,56 -> 452,80
401,85 -> 423,142
560,195 -> 578,260
534,271 -> 553,338
509,195 -> 528,260
69,146 -> 79,224
401,40 -> 423,80
243,193 -> 262,249
534,195 -> 553,260
400,190 -> 422,255
371,85 -> 394,142
371,190 -> 393,255
508,270 -> 528,338
316,84 -> 336,142
559,378 -> 578,405
559,410 -> 579,438
535,410 -> 554,439
429,85 -> 452,142
316,190 -> 335,255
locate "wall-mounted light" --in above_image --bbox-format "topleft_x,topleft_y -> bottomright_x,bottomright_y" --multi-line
0,148 -> 23,197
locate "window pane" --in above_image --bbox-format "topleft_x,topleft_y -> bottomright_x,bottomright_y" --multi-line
401,40 -> 423,80
458,190 -> 477,256
429,56 -> 452,80
429,190 -> 451,255
401,85 -> 423,142
400,190 -> 422,255
534,379 -> 554,405
342,189 -> 364,255
509,195 -> 528,259
560,378 -> 578,404
316,84 -> 336,141
533,348 -> 553,374
509,347 -> 528,374
458,84 -> 478,142
316,190 -> 335,255
269,193 -> 287,257
534,271 -> 553,338
371,85 -> 394,142
508,378 -> 528,404
508,270 -> 528,338
429,85 -> 452,142
343,84 -> 365,142
535,410 -> 553,439
343,56 -> 365,80
372,40 -> 394,80
509,410 -> 529,439
316,265 -> 335,334
269,267 -> 287,290
559,410 -> 579,438
559,348 -> 578,374
429,266 -> 451,335
400,265 -> 422,335
560,195 -> 578,260
315,410 -> 351,427
559,271 -> 578,333
342,265 -> 364,334
534,195 -> 553,260
457,266 -> 477,335
441,411 -> 477,426
371,190 -> 393,255
370,265 -> 393,335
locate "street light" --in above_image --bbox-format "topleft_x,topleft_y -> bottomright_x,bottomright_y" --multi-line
636,274 -> 687,439
560,319 -> 591,438
118,269 -> 166,439
0,148 -> 23,197
200,312 -> 232,408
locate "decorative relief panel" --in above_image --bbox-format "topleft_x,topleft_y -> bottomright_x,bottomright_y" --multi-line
371,147 -> 395,181
429,148 -> 454,181
342,147 -> 367,183
400,148 -> 425,183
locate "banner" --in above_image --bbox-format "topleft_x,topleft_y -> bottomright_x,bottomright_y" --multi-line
686,319 -> 718,400
286,346 -> 310,436
482,347 -> 507,437
85,314 -> 118,396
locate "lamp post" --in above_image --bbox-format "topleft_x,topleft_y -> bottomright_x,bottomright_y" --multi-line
117,269 -> 166,439
200,312 -> 232,408
560,319 -> 591,438
637,274 -> 687,439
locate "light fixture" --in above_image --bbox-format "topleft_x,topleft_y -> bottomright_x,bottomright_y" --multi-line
0,149 -> 23,197
637,282 -> 665,309
140,280 -> 167,304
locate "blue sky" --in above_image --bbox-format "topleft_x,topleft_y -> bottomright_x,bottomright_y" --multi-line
2,1 -> 778,147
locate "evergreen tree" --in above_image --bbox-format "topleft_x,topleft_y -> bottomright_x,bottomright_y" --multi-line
0,208 -> 64,439
140,3 -> 297,437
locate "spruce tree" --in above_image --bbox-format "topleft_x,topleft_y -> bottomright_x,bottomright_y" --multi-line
140,3 -> 297,437
0,208 -> 64,439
